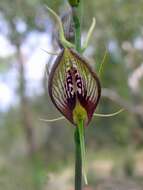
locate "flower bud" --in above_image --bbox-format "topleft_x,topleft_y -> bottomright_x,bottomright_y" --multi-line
68,0 -> 80,7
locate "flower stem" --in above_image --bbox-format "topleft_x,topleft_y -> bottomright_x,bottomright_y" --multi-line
74,127 -> 82,190
70,2 -> 84,190
71,0 -> 83,53
72,8 -> 81,52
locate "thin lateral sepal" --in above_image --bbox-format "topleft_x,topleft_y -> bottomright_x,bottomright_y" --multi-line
77,119 -> 88,185
93,108 -> 124,117
45,6 -> 75,48
39,116 -> 64,122
81,17 -> 96,53
98,49 -> 108,77
41,48 -> 59,55
39,108 -> 125,123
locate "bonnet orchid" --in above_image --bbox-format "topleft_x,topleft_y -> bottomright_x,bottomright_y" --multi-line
42,5 -> 124,188
48,47 -> 101,127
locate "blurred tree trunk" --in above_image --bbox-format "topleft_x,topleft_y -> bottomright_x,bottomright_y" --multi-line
17,44 -> 36,155
125,46 -> 143,145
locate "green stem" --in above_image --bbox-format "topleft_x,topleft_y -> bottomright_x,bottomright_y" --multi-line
74,127 -> 82,190
78,119 -> 87,185
72,7 -> 81,52
71,2 -> 84,190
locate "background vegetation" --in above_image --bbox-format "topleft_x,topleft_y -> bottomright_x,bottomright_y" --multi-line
0,0 -> 143,189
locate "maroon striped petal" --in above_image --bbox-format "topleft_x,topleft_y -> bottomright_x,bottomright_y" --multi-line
48,48 -> 101,126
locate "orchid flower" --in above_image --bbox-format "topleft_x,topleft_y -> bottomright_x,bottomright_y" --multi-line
41,5 -> 124,187
48,48 -> 101,126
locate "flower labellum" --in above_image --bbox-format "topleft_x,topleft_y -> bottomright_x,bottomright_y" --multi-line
48,48 -> 101,127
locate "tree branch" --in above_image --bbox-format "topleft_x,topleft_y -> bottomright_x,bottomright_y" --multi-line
101,88 -> 143,117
